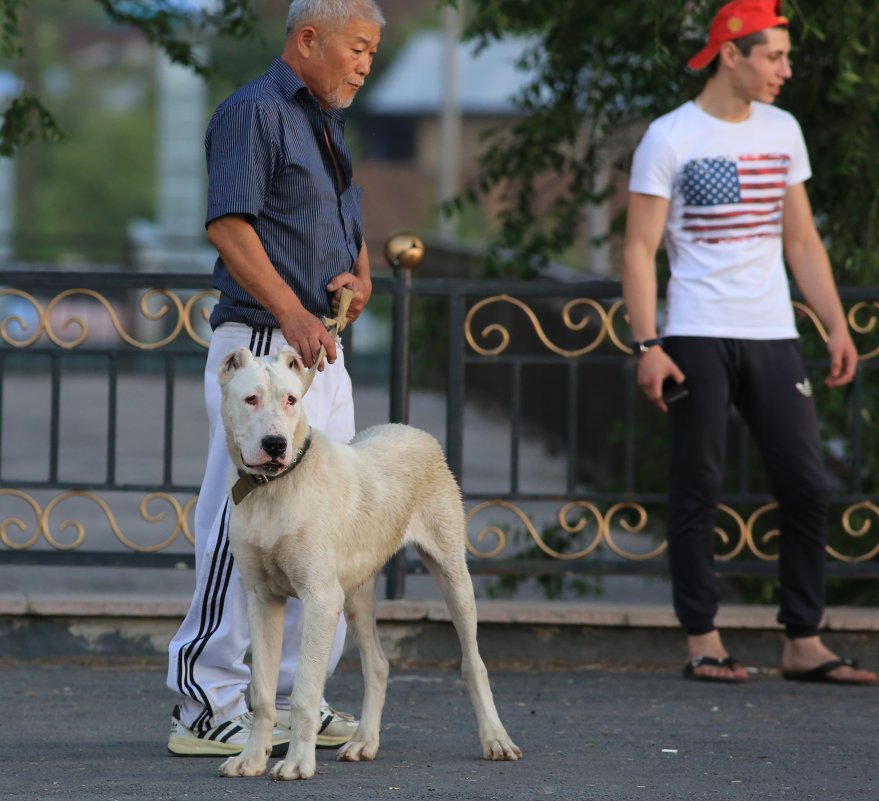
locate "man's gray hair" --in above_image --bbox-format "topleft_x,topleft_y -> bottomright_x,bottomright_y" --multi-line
286,0 -> 386,35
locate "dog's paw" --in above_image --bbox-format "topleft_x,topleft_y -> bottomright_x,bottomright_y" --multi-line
218,754 -> 268,777
481,733 -> 523,761
269,757 -> 316,781
337,734 -> 380,762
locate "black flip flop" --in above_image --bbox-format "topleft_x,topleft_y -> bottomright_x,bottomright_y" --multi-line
683,655 -> 747,683
782,658 -> 875,684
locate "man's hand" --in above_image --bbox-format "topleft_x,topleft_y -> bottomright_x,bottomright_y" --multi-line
636,347 -> 687,413
825,326 -> 858,388
327,272 -> 372,323
277,306 -> 337,371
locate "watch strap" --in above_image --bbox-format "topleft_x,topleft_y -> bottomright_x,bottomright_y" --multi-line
633,337 -> 664,355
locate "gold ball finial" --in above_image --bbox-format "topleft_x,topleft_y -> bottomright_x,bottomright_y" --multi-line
383,232 -> 424,270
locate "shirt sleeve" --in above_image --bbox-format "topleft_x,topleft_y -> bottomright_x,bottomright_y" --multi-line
628,123 -> 676,200
204,100 -> 281,227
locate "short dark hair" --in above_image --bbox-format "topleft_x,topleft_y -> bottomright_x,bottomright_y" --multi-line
706,24 -> 788,75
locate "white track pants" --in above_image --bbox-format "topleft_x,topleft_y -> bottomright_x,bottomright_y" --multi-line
166,322 -> 354,732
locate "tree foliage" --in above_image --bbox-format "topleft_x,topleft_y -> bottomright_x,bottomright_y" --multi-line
2,0 -> 877,280
440,0 -> 879,282
0,0 -> 259,155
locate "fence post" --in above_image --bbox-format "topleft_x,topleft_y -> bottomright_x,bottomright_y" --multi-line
382,232 -> 424,600
445,288 -> 465,481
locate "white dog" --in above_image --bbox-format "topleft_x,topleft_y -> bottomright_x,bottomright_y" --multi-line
216,346 -> 522,781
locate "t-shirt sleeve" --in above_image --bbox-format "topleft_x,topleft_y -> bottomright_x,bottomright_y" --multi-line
786,116 -> 812,187
628,123 -> 676,200
204,101 -> 281,227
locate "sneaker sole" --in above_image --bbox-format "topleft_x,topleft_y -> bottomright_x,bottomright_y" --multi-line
316,733 -> 354,748
167,737 -> 289,757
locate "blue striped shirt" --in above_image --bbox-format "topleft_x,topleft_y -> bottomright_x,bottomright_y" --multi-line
206,57 -> 364,328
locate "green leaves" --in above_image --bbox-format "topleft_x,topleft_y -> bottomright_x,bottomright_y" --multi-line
0,0 -> 260,156
0,0 -> 21,58
93,0 -> 259,77
0,91 -> 64,156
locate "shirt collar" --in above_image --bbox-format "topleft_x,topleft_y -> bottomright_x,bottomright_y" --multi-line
268,57 -> 307,101
267,57 -> 347,125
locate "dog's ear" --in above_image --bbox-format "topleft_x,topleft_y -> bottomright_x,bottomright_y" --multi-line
218,347 -> 253,384
278,345 -> 306,376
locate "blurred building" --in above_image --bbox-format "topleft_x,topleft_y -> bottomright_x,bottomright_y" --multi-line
356,30 -> 622,276
355,31 -> 535,266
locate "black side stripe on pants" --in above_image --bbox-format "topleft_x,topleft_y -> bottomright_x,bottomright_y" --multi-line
176,325 -> 271,732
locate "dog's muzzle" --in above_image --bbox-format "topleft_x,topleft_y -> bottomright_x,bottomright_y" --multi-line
231,428 -> 313,505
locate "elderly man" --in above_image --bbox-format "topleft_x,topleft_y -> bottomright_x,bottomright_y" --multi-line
167,0 -> 386,755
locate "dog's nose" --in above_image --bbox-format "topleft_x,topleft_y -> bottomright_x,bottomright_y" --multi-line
262,435 -> 287,458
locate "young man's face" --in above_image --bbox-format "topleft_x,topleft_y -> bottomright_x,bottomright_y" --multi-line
730,27 -> 793,104
307,19 -> 381,109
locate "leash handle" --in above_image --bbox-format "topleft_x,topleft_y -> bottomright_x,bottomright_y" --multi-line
302,286 -> 355,394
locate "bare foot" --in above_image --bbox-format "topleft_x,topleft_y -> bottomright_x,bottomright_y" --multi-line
781,636 -> 877,684
684,631 -> 749,682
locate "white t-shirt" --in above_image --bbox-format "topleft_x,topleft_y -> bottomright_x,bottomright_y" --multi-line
629,100 -> 811,339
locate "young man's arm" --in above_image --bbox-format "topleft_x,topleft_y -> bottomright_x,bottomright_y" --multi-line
782,182 -> 858,388
207,214 -> 338,369
621,192 -> 686,411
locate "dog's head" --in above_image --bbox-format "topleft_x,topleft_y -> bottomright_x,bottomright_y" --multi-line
219,346 -> 309,476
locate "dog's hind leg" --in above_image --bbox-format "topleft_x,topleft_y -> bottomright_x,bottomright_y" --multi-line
337,577 -> 388,763
270,583 -> 345,781
415,538 -> 522,761
219,589 -> 285,778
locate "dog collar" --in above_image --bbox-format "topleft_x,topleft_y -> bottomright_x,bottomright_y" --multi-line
231,429 -> 312,505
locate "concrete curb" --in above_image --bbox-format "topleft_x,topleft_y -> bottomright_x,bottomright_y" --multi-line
3,592 -> 879,630
3,592 -> 879,666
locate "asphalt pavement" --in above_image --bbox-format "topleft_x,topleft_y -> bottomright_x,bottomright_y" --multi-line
1,657 -> 877,801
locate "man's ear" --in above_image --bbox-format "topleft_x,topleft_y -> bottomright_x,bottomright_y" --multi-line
718,40 -> 740,70
219,347 -> 253,385
278,345 -> 306,376
295,25 -> 319,58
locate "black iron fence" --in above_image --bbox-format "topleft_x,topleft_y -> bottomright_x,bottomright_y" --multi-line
2,268 -> 878,599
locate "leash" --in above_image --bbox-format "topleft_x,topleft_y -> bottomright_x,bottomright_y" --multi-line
301,286 -> 353,395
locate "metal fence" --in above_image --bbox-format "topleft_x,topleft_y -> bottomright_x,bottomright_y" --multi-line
2,268 -> 878,599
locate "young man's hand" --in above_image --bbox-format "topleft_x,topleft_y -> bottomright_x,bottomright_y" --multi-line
825,327 -> 858,388
636,347 -> 686,413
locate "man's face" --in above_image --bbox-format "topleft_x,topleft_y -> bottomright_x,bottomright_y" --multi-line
731,27 -> 793,104
306,19 -> 381,109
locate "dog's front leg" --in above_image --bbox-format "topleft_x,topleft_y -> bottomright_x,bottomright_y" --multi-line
219,588 -> 285,778
270,585 -> 344,781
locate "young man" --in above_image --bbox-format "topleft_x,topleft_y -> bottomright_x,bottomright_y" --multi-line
166,0 -> 386,754
621,0 -> 876,684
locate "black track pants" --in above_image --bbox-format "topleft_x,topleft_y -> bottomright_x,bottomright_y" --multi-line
663,337 -> 829,639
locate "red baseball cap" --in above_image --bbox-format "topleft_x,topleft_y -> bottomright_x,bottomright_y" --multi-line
687,0 -> 788,70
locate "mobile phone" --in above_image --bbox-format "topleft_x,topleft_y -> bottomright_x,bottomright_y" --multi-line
661,377 -> 689,404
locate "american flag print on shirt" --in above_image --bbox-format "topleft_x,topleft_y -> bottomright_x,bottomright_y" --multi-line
678,154 -> 790,244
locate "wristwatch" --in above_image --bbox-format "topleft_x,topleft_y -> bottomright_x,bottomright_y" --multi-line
632,337 -> 664,355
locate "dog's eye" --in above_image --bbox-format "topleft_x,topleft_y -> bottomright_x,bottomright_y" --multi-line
287,395 -> 297,406
245,395 -> 258,406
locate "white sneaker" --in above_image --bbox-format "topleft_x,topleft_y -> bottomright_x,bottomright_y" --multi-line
274,703 -> 359,748
167,705 -> 289,757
